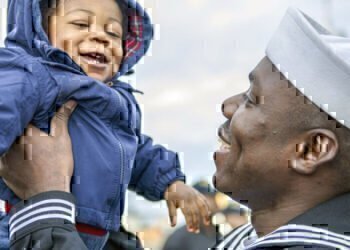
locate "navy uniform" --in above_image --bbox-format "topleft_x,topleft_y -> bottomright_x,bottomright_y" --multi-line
11,193 -> 350,249
9,191 -> 87,250
213,193 -> 350,249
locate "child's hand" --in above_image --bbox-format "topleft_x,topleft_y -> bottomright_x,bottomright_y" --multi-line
164,181 -> 211,233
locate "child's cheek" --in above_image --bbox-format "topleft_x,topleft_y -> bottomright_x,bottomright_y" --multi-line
63,40 -> 75,59
112,47 -> 124,74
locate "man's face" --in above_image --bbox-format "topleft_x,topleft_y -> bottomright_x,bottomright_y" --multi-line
214,57 -> 303,208
48,0 -> 124,82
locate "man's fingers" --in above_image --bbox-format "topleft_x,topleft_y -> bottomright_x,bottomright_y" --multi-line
167,201 -> 177,227
0,156 -> 8,176
24,124 -> 48,138
51,100 -> 77,137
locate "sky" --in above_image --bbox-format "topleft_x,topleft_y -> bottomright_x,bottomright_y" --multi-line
1,0 -> 350,233
124,0 -> 350,222
131,0 -> 337,183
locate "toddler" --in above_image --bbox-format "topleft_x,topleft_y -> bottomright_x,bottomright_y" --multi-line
0,0 -> 210,248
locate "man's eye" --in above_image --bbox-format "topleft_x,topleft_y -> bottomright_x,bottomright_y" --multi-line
244,93 -> 254,104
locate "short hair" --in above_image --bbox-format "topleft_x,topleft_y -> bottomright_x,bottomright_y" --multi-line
39,0 -> 129,40
289,80 -> 350,189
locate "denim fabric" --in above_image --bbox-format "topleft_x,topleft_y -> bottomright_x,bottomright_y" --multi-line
0,0 -> 184,235
0,213 -> 9,250
79,232 -> 110,250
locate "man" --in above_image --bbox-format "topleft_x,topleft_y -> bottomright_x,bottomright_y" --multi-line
214,7 -> 350,249
3,7 -> 350,250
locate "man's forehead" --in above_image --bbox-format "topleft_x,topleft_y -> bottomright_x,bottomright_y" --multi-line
249,58 -> 274,88
248,58 -> 300,107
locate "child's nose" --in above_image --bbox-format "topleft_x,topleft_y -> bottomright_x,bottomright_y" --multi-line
89,31 -> 110,47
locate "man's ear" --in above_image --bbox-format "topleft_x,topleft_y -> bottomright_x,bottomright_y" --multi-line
290,129 -> 338,175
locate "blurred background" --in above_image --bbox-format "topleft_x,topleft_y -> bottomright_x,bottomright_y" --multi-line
1,0 -> 350,249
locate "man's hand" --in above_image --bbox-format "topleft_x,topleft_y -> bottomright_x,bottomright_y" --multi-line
164,181 -> 211,233
0,101 -> 77,199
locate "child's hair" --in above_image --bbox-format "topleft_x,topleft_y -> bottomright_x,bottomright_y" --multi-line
40,0 -> 129,40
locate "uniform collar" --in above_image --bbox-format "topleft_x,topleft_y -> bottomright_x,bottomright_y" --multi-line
288,192 -> 350,236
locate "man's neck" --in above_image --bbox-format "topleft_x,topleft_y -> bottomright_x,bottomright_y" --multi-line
250,189 -> 336,237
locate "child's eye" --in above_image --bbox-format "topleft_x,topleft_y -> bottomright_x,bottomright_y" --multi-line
72,22 -> 89,29
107,31 -> 122,39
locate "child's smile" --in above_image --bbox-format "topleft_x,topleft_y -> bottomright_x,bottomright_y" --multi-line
48,0 -> 124,82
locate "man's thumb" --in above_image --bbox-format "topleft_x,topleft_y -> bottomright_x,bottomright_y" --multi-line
51,100 -> 77,136
63,100 -> 78,115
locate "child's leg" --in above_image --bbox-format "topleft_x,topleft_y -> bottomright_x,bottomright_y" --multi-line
78,231 -> 110,250
0,212 -> 10,249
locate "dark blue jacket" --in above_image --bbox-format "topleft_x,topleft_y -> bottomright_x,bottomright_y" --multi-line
0,0 -> 185,232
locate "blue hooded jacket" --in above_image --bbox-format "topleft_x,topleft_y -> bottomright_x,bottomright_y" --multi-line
0,0 -> 185,231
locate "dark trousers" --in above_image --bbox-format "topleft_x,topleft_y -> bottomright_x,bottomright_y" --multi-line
104,225 -> 144,250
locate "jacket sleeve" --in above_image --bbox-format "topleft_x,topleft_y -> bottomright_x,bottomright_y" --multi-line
128,134 -> 186,201
0,55 -> 53,157
10,191 -> 87,250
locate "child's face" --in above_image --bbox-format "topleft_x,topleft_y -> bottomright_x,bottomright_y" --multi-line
48,0 -> 124,82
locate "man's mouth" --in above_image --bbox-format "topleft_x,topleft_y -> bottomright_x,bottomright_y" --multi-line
218,137 -> 231,151
218,125 -> 231,151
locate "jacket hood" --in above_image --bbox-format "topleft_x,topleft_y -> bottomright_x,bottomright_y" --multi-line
5,0 -> 153,78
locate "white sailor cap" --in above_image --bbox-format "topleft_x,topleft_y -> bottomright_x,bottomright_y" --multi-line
266,7 -> 350,129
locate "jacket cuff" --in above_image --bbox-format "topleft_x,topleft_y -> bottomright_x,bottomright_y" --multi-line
154,164 -> 186,200
9,191 -> 76,241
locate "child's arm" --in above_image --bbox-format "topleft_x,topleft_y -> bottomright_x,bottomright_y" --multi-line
128,134 -> 184,200
0,56 -> 45,157
164,180 -> 211,233
128,134 -> 211,233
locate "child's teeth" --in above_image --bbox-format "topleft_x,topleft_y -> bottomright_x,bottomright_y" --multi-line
86,56 -> 97,64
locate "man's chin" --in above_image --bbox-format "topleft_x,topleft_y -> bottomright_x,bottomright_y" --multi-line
213,173 -> 236,197
212,173 -> 227,193
212,174 -> 217,188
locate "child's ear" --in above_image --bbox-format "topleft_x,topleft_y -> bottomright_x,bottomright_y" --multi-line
289,129 -> 338,175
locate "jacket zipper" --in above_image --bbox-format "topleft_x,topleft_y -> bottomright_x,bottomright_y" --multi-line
106,92 -> 125,229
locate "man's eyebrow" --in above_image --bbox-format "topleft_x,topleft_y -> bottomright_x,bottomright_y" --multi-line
248,71 -> 260,90
248,71 -> 255,83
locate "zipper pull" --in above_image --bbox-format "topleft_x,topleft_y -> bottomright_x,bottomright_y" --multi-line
107,81 -> 114,87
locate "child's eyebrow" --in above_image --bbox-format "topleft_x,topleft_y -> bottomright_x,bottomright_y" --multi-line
108,17 -> 122,25
65,9 -> 122,24
65,9 -> 94,16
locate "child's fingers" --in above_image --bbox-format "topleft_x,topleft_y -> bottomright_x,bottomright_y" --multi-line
182,203 -> 195,232
196,195 -> 212,225
167,201 -> 177,227
190,204 -> 200,233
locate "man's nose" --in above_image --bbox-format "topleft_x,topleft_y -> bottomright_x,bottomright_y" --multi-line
221,94 -> 243,119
